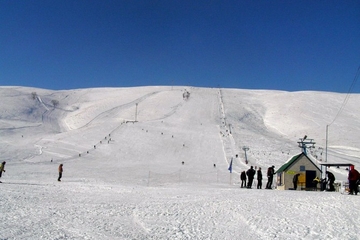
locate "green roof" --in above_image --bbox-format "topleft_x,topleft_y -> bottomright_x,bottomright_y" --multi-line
275,153 -> 302,174
275,152 -> 322,174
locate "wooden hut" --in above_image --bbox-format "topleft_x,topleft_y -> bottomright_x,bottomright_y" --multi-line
275,152 -> 322,190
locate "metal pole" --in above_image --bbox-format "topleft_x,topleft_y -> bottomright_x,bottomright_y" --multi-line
325,125 -> 328,162
135,103 -> 138,122
243,146 -> 249,164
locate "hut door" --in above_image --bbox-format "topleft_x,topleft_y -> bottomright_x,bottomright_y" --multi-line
306,171 -> 316,188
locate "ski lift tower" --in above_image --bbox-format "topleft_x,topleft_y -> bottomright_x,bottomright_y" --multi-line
135,103 -> 138,122
242,146 -> 249,164
297,135 -> 316,156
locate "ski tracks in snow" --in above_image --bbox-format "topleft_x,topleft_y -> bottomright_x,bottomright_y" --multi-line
240,192 -> 360,240
132,189 -> 255,239
2,183 -> 360,239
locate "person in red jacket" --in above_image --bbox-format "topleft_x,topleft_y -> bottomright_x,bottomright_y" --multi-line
348,165 -> 360,195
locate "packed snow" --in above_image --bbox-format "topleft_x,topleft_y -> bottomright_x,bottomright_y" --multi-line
1,86 -> 360,240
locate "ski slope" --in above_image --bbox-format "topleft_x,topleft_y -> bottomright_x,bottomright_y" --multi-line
1,86 -> 360,239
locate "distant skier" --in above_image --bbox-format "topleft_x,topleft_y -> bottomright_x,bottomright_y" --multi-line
58,164 -> 63,182
257,167 -> 263,189
293,173 -> 300,190
0,161 -> 6,183
348,165 -> 360,195
240,171 -> 247,188
326,171 -> 335,191
266,166 -> 275,189
246,166 -> 256,188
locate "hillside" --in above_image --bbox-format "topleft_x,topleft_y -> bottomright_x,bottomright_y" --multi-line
1,86 -> 360,239
1,86 -> 359,184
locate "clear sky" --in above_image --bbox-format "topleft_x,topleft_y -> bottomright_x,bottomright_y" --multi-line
1,0 -> 359,92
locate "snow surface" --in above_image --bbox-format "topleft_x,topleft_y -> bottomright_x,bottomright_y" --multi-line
1,86 -> 360,239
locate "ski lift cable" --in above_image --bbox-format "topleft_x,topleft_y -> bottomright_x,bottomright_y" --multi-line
328,65 -> 360,126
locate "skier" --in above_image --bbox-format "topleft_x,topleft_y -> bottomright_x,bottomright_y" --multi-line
58,164 -> 63,182
326,171 -> 335,191
0,161 -> 6,183
293,173 -> 301,190
246,166 -> 256,188
240,171 -> 247,188
348,165 -> 360,195
257,167 -> 263,189
266,165 -> 275,189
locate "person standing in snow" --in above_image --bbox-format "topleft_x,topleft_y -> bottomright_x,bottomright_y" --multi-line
348,165 -> 360,195
326,171 -> 335,191
266,165 -> 275,189
257,167 -> 263,189
293,173 -> 300,190
246,166 -> 256,188
313,177 -> 320,191
58,164 -> 63,182
0,161 -> 6,183
240,171 -> 247,188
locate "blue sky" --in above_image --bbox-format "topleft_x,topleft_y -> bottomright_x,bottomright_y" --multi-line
1,1 -> 359,92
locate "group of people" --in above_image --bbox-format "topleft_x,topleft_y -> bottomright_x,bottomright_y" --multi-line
326,168 -> 360,194
240,165 -> 276,189
309,167 -> 359,195
310,171 -> 336,192
240,164 -> 359,195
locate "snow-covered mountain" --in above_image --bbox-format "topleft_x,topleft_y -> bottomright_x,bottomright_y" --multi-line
1,86 -> 359,239
1,86 -> 359,179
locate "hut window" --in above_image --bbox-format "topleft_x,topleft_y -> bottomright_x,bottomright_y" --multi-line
300,166 -> 305,171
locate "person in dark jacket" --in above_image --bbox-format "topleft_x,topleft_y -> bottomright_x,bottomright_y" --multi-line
257,167 -> 263,189
58,164 -> 63,182
293,173 -> 301,190
246,166 -> 256,188
266,166 -> 275,189
348,165 -> 360,195
240,171 -> 247,188
326,171 -> 335,191
0,161 -> 6,183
